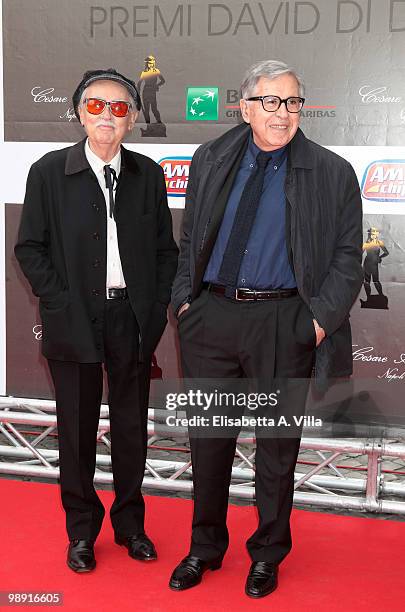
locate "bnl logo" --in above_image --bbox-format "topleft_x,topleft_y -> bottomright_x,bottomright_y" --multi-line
186,88 -> 219,121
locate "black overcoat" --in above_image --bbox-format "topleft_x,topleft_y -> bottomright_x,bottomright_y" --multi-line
171,124 -> 363,380
15,139 -> 178,362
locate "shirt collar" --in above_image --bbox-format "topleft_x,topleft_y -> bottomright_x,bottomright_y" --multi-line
84,138 -> 121,177
247,134 -> 287,165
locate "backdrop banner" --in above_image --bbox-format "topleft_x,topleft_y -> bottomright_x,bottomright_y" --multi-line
1,0 -> 405,403
2,0 -> 405,145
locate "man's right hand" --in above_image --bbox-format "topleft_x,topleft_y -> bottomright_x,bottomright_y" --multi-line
177,302 -> 190,318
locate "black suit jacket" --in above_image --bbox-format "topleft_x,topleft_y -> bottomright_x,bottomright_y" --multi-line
15,139 -> 178,362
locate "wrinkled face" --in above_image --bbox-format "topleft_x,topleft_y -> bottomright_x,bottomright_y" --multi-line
79,80 -> 137,150
240,74 -> 301,151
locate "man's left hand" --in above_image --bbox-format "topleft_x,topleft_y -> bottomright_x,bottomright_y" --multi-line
313,319 -> 326,347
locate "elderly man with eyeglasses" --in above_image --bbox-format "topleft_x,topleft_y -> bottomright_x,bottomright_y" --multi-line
170,60 -> 363,597
15,68 -> 178,573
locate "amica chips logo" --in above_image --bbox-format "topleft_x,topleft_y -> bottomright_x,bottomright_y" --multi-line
158,157 -> 191,196
362,160 -> 405,202
186,88 -> 219,121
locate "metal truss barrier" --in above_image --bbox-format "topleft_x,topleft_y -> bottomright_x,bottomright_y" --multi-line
1,396 -> 405,515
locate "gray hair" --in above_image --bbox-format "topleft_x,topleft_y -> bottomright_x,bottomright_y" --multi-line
240,60 -> 305,99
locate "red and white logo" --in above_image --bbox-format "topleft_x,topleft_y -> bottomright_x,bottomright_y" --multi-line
158,157 -> 191,197
362,160 -> 405,202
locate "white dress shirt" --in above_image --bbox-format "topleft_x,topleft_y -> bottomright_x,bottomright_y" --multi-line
85,139 -> 126,292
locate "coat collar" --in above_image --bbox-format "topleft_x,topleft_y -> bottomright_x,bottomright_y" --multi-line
206,123 -> 313,170
65,138 -> 140,175
288,127 -> 314,169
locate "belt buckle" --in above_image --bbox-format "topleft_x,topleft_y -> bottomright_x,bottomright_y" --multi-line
235,288 -> 256,301
108,287 -> 126,300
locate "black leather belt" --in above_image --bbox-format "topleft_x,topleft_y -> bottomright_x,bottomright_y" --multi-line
207,284 -> 298,301
107,287 -> 128,300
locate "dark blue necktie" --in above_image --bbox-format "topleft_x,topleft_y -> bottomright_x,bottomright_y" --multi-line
217,150 -> 273,290
103,165 -> 118,219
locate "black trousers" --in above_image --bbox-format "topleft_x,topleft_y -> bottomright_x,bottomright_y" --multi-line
48,298 -> 151,542
178,289 -> 316,564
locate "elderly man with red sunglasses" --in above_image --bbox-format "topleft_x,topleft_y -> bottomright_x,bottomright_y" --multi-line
15,68 -> 178,573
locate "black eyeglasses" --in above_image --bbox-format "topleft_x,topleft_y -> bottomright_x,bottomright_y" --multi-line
245,95 -> 305,113
83,97 -> 132,117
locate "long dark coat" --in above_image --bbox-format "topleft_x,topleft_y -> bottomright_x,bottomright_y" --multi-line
171,124 -> 363,380
15,139 -> 178,362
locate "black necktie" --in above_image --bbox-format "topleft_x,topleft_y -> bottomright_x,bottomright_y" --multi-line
217,150 -> 273,290
103,165 -> 118,219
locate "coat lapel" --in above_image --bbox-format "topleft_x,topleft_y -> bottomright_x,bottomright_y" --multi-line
192,136 -> 249,298
113,145 -> 142,217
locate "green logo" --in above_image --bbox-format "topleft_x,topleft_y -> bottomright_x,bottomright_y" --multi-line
186,87 -> 219,121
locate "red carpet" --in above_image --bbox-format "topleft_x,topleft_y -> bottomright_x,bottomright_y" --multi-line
1,479 -> 404,611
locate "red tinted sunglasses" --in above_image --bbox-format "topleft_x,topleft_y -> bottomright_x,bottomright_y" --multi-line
84,97 -> 132,118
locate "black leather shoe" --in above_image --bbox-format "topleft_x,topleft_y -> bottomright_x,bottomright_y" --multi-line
245,562 -> 279,598
169,555 -> 222,591
67,540 -> 96,573
115,533 -> 157,561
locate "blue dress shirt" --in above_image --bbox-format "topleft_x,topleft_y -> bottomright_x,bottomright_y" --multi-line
204,137 -> 296,289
